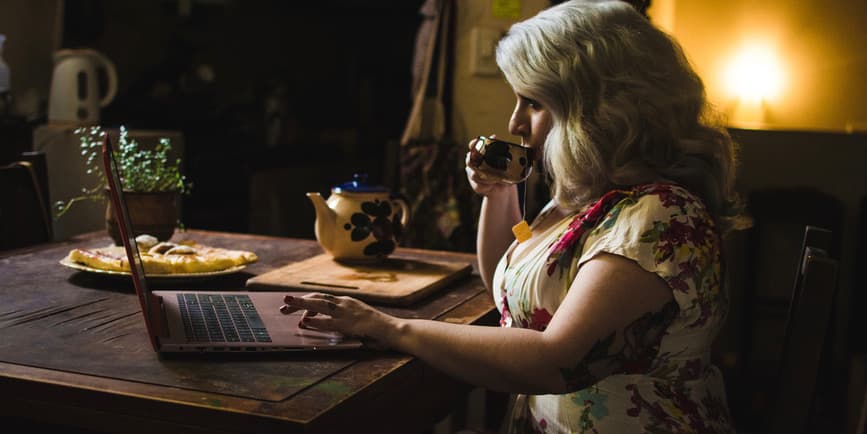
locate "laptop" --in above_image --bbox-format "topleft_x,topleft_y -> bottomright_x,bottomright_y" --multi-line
102,134 -> 363,352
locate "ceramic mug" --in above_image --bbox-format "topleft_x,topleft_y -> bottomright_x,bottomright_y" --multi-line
467,136 -> 535,184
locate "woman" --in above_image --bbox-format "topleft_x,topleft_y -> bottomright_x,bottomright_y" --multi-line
280,1 -> 739,432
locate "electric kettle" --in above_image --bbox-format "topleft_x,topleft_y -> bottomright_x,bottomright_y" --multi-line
48,49 -> 118,124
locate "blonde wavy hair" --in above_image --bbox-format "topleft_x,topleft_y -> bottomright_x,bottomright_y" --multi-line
496,0 -> 741,232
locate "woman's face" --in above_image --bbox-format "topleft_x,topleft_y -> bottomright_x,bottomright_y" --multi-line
508,91 -> 553,153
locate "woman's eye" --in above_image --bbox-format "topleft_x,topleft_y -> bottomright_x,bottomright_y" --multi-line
522,97 -> 541,110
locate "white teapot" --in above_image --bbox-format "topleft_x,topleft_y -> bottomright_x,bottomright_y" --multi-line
306,174 -> 409,262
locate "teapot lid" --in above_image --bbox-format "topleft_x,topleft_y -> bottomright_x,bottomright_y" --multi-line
333,173 -> 389,193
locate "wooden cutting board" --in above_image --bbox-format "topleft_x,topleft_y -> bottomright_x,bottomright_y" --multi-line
245,253 -> 473,306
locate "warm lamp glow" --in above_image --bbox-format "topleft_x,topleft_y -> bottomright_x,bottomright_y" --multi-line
725,44 -> 785,103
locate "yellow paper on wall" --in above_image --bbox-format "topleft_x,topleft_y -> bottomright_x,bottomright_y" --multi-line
492,0 -> 521,19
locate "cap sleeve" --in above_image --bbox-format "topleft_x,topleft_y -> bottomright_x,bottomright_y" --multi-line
578,184 -> 722,328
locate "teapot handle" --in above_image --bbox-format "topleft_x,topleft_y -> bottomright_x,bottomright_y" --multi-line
93,51 -> 118,107
391,195 -> 410,228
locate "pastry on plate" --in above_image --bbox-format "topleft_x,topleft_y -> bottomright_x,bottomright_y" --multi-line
65,234 -> 258,275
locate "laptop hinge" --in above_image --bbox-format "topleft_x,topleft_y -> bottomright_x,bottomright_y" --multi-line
148,293 -> 170,337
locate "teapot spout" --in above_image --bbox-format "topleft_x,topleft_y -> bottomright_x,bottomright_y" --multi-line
306,192 -> 336,252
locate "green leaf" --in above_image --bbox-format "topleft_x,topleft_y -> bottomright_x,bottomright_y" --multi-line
54,125 -> 192,220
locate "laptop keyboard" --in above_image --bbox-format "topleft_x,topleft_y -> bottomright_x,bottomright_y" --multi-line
177,294 -> 272,343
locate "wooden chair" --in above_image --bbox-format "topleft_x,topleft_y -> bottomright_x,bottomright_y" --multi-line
765,225 -> 840,434
0,154 -> 53,251
859,385 -> 867,434
729,188 -> 845,429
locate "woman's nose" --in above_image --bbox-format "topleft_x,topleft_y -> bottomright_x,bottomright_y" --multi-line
509,111 -> 528,137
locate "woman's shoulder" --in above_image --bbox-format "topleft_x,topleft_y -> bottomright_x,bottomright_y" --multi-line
581,183 -> 721,290
631,182 -> 708,212
611,182 -> 714,225
589,182 -> 717,242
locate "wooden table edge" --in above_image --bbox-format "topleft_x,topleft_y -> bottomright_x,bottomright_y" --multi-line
0,273 -> 496,434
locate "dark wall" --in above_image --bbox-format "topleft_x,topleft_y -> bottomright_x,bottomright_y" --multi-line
61,0 -> 424,234
727,128 -> 867,342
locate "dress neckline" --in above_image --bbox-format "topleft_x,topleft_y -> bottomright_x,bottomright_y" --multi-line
503,201 -> 574,271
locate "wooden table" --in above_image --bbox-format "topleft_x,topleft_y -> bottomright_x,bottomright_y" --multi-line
0,230 -> 497,434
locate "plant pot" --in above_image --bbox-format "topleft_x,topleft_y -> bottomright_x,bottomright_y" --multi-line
105,191 -> 179,246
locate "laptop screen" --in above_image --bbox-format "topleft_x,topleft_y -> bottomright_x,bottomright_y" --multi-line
102,133 -> 159,348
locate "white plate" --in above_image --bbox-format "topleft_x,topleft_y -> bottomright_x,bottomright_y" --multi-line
59,257 -> 246,279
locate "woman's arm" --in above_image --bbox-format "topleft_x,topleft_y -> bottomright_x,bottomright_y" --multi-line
464,144 -> 522,290
284,252 -> 675,394
476,190 -> 521,289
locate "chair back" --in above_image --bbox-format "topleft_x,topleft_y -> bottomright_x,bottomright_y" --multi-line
1,157 -> 53,250
728,188 -> 845,430
766,225 -> 839,434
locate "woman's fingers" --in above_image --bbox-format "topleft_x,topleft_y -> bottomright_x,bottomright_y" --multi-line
298,310 -> 330,330
282,294 -> 345,333
280,293 -> 393,349
467,136 -> 480,151
281,293 -> 345,316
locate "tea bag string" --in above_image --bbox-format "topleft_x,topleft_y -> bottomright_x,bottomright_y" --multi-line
512,180 -> 532,243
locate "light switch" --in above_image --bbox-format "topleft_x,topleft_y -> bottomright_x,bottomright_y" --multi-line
470,27 -> 501,76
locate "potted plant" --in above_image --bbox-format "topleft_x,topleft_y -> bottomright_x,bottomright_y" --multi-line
54,126 -> 192,245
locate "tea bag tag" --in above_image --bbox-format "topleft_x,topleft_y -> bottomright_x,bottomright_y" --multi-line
512,220 -> 532,243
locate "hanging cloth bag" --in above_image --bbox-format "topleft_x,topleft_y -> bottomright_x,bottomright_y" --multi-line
398,0 -> 476,251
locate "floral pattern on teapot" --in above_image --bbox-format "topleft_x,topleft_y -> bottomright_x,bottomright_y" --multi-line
345,199 -> 405,258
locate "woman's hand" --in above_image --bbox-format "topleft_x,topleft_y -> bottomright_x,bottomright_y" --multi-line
466,136 -> 515,198
279,293 -> 400,349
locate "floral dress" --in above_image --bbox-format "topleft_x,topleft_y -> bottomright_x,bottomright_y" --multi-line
493,183 -> 735,433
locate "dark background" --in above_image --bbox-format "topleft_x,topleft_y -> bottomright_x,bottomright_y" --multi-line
61,0 -> 425,237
